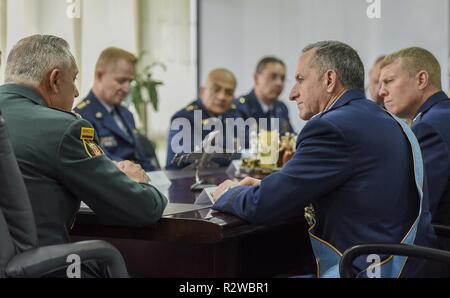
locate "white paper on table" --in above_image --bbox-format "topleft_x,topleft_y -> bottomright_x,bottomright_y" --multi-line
147,170 -> 172,197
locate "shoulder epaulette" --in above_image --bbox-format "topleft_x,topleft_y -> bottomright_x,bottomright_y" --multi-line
76,99 -> 91,110
186,104 -> 199,112
48,107 -> 80,120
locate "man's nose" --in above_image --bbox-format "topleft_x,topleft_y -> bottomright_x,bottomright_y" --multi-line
217,90 -> 228,101
123,82 -> 131,93
289,85 -> 298,101
378,85 -> 388,98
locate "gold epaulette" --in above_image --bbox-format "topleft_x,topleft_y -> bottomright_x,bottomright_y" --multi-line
186,104 -> 199,112
76,99 -> 91,110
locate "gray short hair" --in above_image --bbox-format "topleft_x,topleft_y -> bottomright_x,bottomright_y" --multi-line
5,35 -> 75,85
302,41 -> 365,92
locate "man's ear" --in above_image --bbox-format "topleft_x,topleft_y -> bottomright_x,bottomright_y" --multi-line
95,69 -> 104,81
253,73 -> 259,86
324,69 -> 338,93
416,70 -> 429,91
48,68 -> 61,94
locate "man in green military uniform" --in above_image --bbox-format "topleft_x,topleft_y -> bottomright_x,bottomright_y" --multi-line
0,35 -> 168,250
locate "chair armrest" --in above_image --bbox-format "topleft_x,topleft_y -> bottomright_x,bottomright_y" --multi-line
433,224 -> 450,239
339,243 -> 450,278
5,240 -> 128,278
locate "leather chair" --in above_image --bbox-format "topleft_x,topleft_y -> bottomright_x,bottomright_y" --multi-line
137,133 -> 161,170
339,224 -> 450,278
0,113 -> 128,278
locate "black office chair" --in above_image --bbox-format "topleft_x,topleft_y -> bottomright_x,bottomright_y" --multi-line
434,224 -> 450,237
434,224 -> 450,249
137,133 -> 161,170
339,224 -> 450,278
0,114 -> 129,278
339,243 -> 450,278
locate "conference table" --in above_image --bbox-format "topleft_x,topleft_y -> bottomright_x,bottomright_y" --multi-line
70,165 -> 315,277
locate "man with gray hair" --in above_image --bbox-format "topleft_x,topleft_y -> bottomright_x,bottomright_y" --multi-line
0,35 -> 167,262
212,41 -> 436,277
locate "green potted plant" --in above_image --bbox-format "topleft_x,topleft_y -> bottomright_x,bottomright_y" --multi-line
127,54 -> 166,135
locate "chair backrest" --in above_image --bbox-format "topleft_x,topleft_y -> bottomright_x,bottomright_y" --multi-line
0,209 -> 15,278
0,114 -> 38,255
137,133 -> 161,170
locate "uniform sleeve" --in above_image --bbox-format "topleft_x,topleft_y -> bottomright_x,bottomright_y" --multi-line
413,121 -> 450,215
56,119 -> 168,226
74,110 -> 122,162
212,117 -> 353,223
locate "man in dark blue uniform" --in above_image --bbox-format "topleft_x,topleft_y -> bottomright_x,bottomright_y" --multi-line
74,47 -> 155,171
166,68 -> 245,170
235,56 -> 294,136
380,47 -> 450,227
212,41 -> 436,277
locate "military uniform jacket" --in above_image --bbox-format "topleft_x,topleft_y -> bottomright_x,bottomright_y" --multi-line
0,84 -> 167,246
74,91 -> 154,171
166,99 -> 245,169
214,90 -> 436,277
412,91 -> 450,226
235,89 -> 294,135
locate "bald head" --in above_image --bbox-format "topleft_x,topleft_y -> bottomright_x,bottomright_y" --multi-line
206,68 -> 236,88
200,68 -> 237,116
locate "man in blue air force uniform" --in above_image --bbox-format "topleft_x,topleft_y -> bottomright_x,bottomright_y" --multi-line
380,47 -> 450,226
380,48 -> 450,257
235,56 -> 294,136
166,68 -> 245,170
74,47 -> 155,171
212,41 -> 437,278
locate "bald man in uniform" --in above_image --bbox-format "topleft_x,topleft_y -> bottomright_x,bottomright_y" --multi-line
166,68 -> 245,170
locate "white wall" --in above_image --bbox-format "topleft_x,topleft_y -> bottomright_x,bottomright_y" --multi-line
139,0 -> 197,139
80,0 -> 139,100
200,0 -> 450,133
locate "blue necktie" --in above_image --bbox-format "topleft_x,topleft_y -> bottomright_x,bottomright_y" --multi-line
111,109 -> 131,139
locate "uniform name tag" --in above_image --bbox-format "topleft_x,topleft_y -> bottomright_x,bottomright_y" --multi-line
80,127 -> 95,141
100,136 -> 118,148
